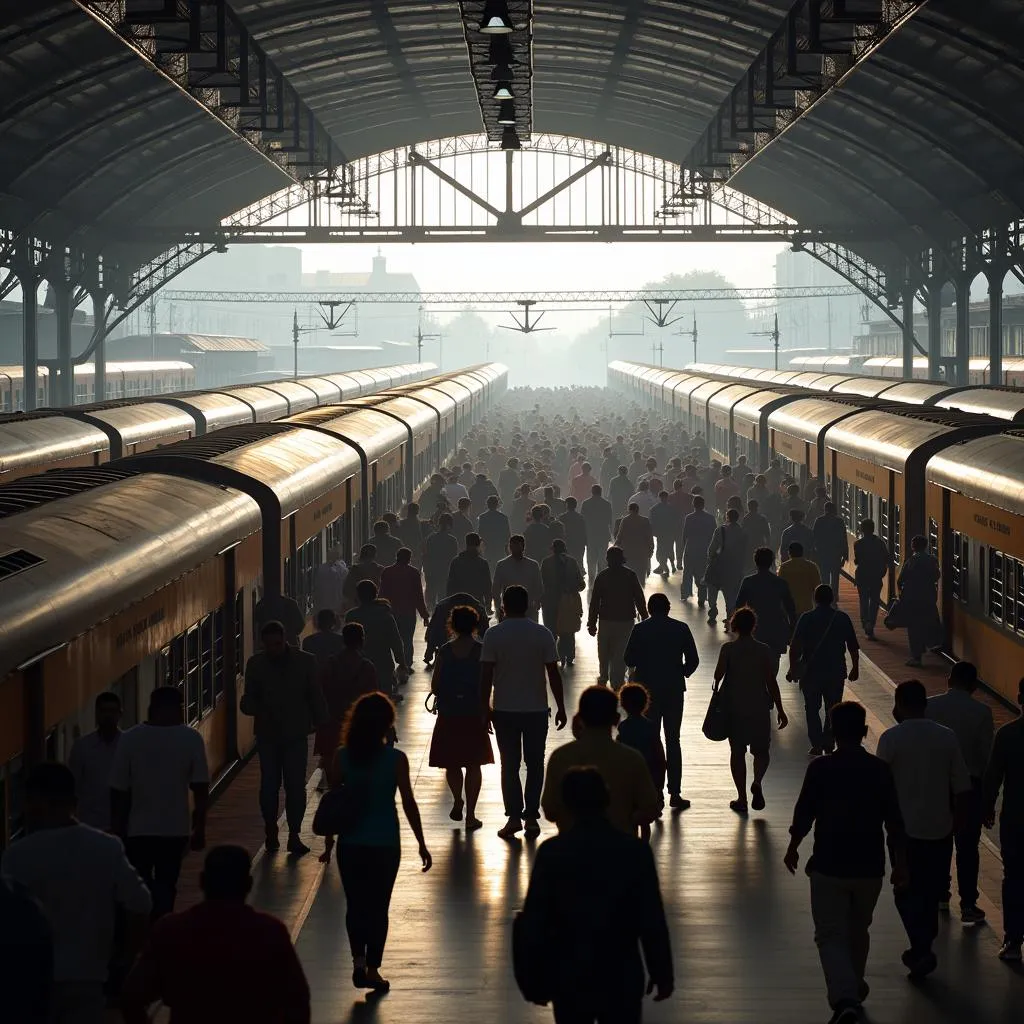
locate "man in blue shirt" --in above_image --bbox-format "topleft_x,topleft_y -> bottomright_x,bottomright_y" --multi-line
623,594 -> 700,810
788,585 -> 860,755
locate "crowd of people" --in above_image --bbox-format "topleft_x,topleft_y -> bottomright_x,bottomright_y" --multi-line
2,385 -> 1022,1024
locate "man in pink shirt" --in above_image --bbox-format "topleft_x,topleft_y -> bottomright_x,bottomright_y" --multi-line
379,547 -> 429,673
571,461 -> 598,503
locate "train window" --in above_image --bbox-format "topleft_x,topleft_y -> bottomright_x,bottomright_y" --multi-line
235,590 -> 244,670
1016,560 -> 1024,634
951,531 -> 967,603
184,625 -> 201,724
892,505 -> 902,566
989,549 -> 1005,623
856,489 -> 869,530
200,616 -> 214,714
928,518 -> 938,557
840,480 -> 853,532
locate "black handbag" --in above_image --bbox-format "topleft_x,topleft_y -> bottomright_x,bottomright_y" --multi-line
311,778 -> 368,838
702,679 -> 730,742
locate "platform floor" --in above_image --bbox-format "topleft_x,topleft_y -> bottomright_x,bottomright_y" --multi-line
200,572 -> 1022,1024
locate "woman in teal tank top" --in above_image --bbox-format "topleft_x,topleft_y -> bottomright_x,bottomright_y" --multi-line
319,693 -> 432,992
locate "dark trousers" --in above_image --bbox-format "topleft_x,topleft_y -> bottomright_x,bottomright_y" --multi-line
946,778 -> 983,908
1001,821 -> 1024,942
586,543 -> 603,581
492,709 -> 548,820
802,676 -> 845,751
895,834 -> 954,956
819,562 -> 842,596
125,836 -> 188,920
654,536 -> 675,571
647,690 -> 685,797
681,564 -> 707,604
424,571 -> 444,609
338,844 -> 401,968
554,995 -> 642,1024
257,735 -> 308,834
856,581 -> 882,633
394,611 -> 417,671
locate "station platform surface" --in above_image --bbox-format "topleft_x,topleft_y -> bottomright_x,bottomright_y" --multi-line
176,571 -> 1021,1024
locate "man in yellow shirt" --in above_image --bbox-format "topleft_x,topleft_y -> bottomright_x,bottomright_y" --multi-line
779,541 -> 822,617
541,686 -> 660,836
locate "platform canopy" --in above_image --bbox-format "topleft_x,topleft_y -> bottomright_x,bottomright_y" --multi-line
1,0 -> 1022,271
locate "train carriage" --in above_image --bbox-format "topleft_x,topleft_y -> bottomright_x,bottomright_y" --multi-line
926,432 -> 1024,704
0,415 -> 109,483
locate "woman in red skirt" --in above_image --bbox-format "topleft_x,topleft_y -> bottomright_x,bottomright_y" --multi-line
428,605 -> 493,830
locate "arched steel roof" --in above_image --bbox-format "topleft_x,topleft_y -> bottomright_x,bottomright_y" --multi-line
1,0 -> 1022,271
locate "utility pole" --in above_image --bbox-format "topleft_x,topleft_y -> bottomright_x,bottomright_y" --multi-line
826,295 -> 833,353
676,312 -> 698,364
417,305 -> 441,364
651,339 -> 664,366
750,312 -> 781,370
147,294 -> 157,358
292,309 -> 300,379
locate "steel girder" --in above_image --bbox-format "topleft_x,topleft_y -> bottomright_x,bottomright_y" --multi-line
74,0 -> 344,180
681,0 -> 925,183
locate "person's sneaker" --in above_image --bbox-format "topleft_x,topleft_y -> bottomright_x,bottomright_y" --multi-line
523,819 -> 541,839
497,817 -> 523,840
828,1003 -> 862,1024
669,794 -> 691,811
750,782 -> 766,811
287,833 -> 310,857
264,827 -> 280,853
901,948 -> 937,979
961,905 -> 986,926
998,939 -> 1023,962
729,799 -> 748,815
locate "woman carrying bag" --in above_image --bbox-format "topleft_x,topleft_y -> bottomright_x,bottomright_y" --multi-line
711,607 -> 788,815
541,538 -> 586,669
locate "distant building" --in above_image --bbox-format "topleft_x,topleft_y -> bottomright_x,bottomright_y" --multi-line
140,247 -> 422,352
773,249 -> 866,354
0,299 -> 95,364
105,333 -> 267,388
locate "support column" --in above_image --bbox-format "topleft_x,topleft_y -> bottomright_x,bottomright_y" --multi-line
954,277 -> 971,387
91,290 -> 107,402
54,279 -> 73,407
901,284 -> 916,380
926,284 -> 942,381
21,271 -> 39,411
988,269 -> 1004,385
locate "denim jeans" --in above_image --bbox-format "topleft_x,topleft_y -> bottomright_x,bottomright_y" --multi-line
647,690 -> 685,796
491,710 -> 549,820
945,778 -> 983,908
801,676 -> 845,751
257,735 -> 309,834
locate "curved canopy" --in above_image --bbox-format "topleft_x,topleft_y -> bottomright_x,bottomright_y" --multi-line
1,0 -> 1022,275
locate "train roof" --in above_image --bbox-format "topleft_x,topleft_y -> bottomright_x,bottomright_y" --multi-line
67,403 -> 196,447
766,396 -> 876,445
829,376 -> 899,398
824,407 -> 1001,472
331,394 -> 437,433
213,385 -> 290,422
159,391 -> 255,432
284,407 -> 409,461
0,473 -> 260,679
868,380 -> 960,405
385,384 -> 456,415
926,432 -> 1024,516
249,379 -> 320,415
0,416 -> 109,476
934,388 -> 1024,423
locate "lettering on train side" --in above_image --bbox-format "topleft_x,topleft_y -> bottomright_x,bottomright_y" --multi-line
855,468 -> 875,484
973,513 -> 1011,536
114,608 -> 166,650
312,501 -> 334,523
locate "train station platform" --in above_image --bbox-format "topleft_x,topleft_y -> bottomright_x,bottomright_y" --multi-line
173,573 -> 1021,1024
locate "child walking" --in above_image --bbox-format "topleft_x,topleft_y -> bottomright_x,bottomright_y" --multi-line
616,683 -> 667,840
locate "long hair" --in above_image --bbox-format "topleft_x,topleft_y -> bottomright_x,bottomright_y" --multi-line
340,692 -> 395,765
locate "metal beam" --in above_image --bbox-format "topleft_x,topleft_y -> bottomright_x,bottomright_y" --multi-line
407,151 -> 504,220
73,0 -> 342,181
159,285 -> 862,306
682,0 -> 927,183
517,150 -> 612,218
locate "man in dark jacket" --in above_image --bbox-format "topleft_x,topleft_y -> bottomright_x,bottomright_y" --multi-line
813,501 -> 850,596
344,580 -> 406,701
580,485 -> 614,580
519,767 -> 673,1022
469,472 -> 497,511
780,508 -> 815,564
425,591 -> 489,665
680,494 -> 717,606
609,465 -> 634,518
897,535 -> 942,667
446,532 -> 493,610
559,496 -> 588,573
741,498 -> 772,553
371,520 -> 402,567
852,518 -> 890,639
342,544 -> 383,607
242,621 -> 328,854
623,594 -> 699,810
395,501 -> 428,567
649,490 -> 682,577
423,513 -> 459,609
477,494 -> 511,571
734,547 -> 797,667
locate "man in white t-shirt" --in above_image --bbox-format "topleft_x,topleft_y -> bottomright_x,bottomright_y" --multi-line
2,762 -> 151,1023
481,584 -> 567,842
68,690 -> 123,832
876,679 -> 971,980
111,686 -> 209,919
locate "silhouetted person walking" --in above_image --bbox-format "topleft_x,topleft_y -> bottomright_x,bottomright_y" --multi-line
785,702 -> 905,1024
681,494 -> 716,606
623,594 -> 699,810
852,519 -> 890,640
519,767 -> 673,1023
588,546 -> 648,690
581,484 -> 614,579
897,535 -> 942,667
734,547 -> 797,671
812,501 -> 849,596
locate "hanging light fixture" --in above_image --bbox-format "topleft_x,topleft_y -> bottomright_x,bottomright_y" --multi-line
479,1 -> 514,34
497,100 -> 516,125
501,127 -> 521,150
492,81 -> 515,101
